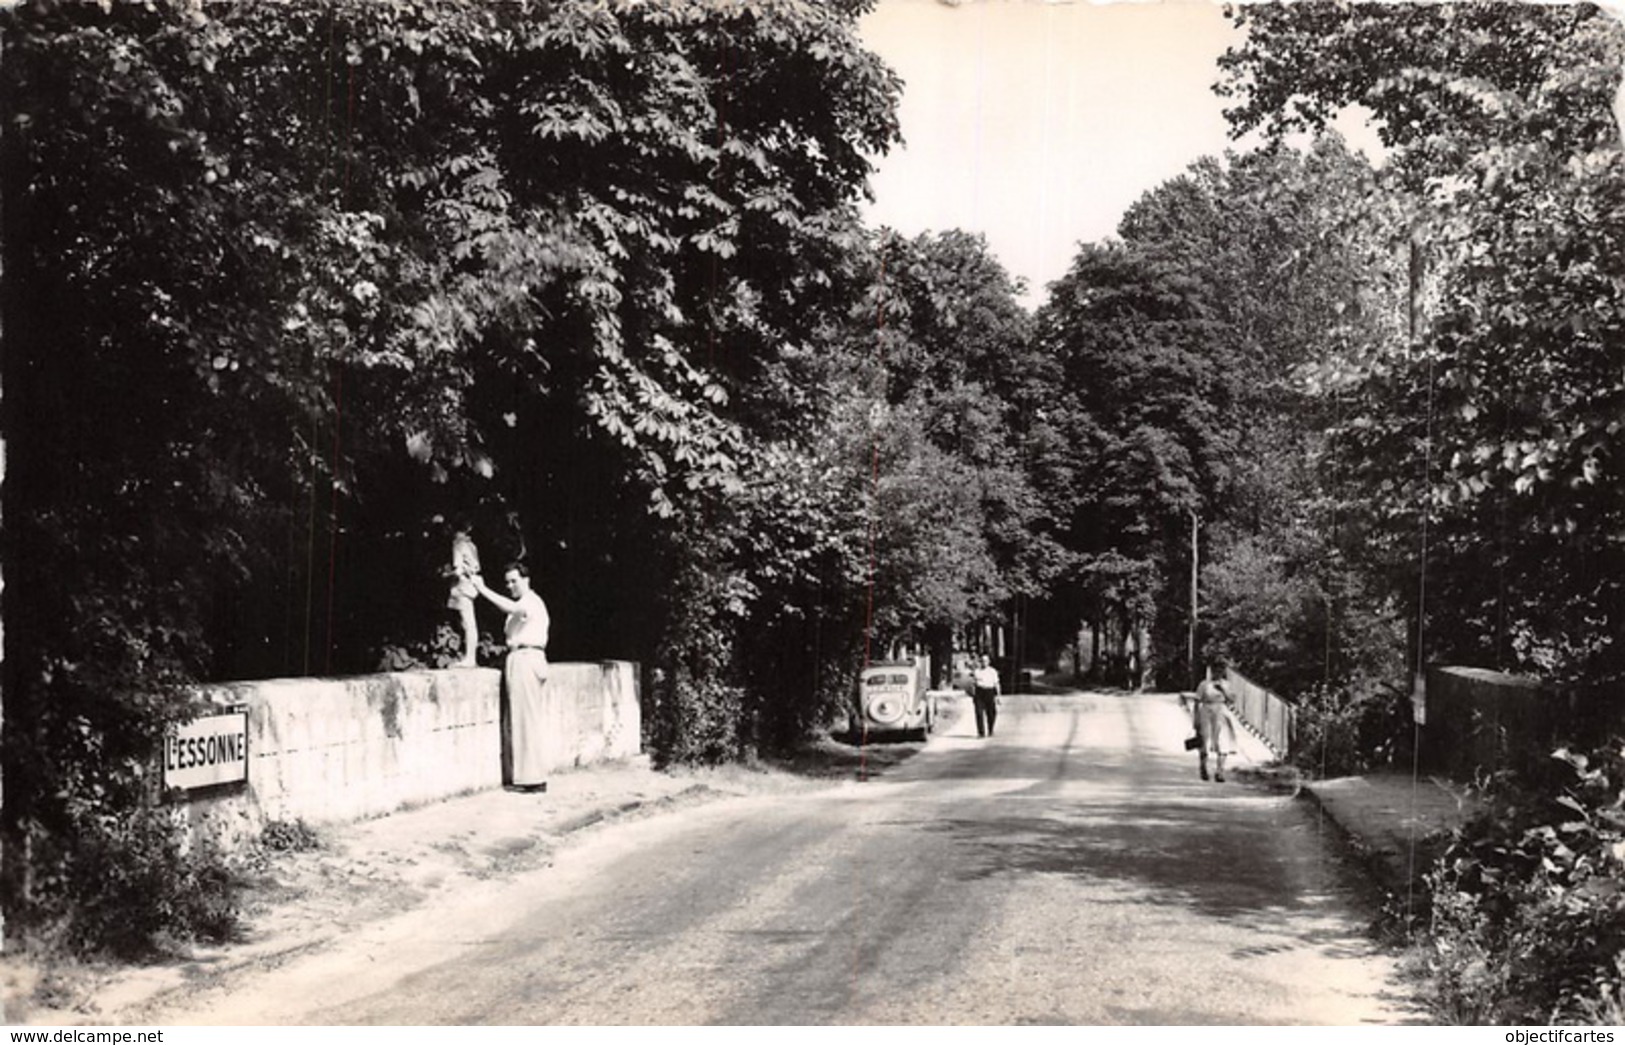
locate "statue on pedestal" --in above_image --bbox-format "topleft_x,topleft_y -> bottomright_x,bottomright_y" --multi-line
446,525 -> 481,667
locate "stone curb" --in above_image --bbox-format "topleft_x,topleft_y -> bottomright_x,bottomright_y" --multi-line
1295,775 -> 1479,902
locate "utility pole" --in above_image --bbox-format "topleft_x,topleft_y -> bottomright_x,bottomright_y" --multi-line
1188,508 -> 1199,686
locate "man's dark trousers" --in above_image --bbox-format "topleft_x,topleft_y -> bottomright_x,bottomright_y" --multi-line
973,686 -> 998,737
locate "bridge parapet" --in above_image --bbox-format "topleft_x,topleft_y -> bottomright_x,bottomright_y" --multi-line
176,662 -> 640,854
1417,666 -> 1624,782
1223,668 -> 1295,761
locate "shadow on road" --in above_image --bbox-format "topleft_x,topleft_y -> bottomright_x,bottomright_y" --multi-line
876,706 -> 1393,966
755,732 -> 928,780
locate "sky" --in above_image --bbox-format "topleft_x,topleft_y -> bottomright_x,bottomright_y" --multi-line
856,0 -> 1625,310
855,0 -> 1326,307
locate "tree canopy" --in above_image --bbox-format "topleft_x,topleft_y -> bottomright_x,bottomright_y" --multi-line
1,0 -> 909,949
1220,2 -> 1625,686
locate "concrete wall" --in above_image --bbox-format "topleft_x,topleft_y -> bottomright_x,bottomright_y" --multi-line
181,662 -> 640,851
520,661 -> 643,772
1421,666 -> 1589,782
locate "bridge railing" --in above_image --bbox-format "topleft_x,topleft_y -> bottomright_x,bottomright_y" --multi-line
1223,668 -> 1295,761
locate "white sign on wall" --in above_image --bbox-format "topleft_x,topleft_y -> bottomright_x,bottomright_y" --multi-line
165,711 -> 249,790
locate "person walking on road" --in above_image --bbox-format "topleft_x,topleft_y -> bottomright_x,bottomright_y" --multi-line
473,562 -> 552,792
971,654 -> 1000,738
1181,662 -> 1237,782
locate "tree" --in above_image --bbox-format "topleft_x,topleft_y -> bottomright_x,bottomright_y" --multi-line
862,230 -> 1060,680
1220,3 -> 1625,687
1034,133 -> 1418,694
730,227 -> 1049,739
1035,235 -> 1234,686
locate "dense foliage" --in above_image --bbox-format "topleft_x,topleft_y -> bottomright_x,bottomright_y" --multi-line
1035,139 -> 1411,700
725,227 -> 1050,743
1415,741 -> 1625,1023
1220,1 -> 1625,689
1031,0 -> 1622,765
0,0 -> 909,950
2,0 -> 1060,950
1216,1 -> 1625,1021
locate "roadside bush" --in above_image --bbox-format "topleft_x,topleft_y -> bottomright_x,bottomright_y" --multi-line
647,531 -> 750,767
1577,955 -> 1625,1025
260,818 -> 322,853
1290,678 -> 1411,778
3,656 -> 245,959
649,670 -> 746,768
1290,683 -> 1369,777
1202,528 -> 1407,700
59,806 -> 240,959
1410,740 -> 1625,1023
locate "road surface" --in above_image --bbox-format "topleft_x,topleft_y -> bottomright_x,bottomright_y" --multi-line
167,691 -> 1421,1025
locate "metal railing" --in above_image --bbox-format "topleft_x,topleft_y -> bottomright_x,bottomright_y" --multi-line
1223,668 -> 1296,761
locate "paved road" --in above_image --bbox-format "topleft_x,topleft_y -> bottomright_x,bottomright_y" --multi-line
171,692 -> 1421,1025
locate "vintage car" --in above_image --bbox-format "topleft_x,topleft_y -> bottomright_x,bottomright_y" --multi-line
852,658 -> 935,741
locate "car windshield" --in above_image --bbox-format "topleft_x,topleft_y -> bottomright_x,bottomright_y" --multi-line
865,673 -> 910,686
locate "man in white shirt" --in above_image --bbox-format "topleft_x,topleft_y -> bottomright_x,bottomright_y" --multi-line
971,654 -> 1000,738
473,563 -> 552,791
